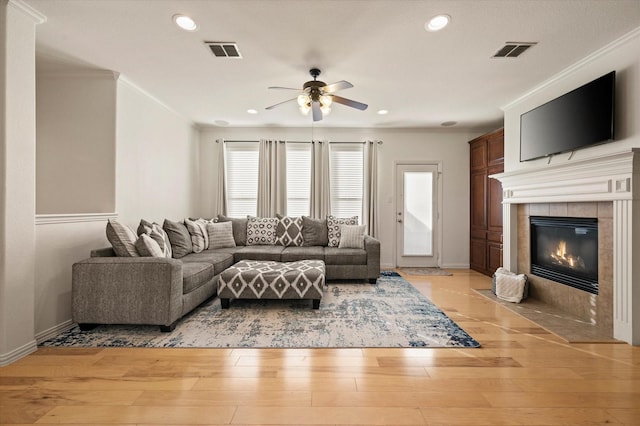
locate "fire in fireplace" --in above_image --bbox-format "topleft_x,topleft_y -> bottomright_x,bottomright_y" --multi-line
530,216 -> 598,294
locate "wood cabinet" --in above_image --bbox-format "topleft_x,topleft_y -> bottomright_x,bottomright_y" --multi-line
469,128 -> 504,276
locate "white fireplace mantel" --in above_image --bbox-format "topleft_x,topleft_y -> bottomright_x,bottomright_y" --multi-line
492,148 -> 639,345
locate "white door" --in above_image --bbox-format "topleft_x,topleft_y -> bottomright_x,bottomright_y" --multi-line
395,164 -> 439,267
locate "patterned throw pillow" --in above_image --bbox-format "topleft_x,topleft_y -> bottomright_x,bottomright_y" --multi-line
338,224 -> 366,249
275,215 -> 304,247
327,215 -> 358,247
184,218 -> 210,253
106,219 -> 139,257
206,221 -> 236,249
246,217 -> 278,246
137,219 -> 172,258
135,233 -> 164,257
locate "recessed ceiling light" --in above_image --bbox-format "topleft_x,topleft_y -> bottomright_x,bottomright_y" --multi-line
425,14 -> 450,32
377,109 -> 389,115
173,14 -> 197,31
247,109 -> 258,114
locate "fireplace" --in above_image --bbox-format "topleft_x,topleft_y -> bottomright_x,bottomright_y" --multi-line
530,216 -> 598,295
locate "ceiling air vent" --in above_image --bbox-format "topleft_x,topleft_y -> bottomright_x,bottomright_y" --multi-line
205,42 -> 242,58
492,42 -> 536,58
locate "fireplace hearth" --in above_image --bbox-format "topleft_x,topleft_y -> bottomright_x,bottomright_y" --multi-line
530,216 -> 598,295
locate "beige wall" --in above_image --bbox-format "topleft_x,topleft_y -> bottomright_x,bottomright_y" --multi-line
36,71 -> 117,214
198,126 -> 494,269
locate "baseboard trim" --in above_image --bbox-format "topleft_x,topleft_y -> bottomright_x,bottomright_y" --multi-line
441,263 -> 470,269
0,339 -> 38,367
35,319 -> 74,344
380,263 -> 395,270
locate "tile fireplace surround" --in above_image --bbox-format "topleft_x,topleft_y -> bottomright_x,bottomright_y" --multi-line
493,149 -> 639,345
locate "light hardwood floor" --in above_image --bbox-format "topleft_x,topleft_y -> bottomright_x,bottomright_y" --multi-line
1,269 -> 639,425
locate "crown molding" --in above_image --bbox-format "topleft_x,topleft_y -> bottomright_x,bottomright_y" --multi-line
8,0 -> 46,24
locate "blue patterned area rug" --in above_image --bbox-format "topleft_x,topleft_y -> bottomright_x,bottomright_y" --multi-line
41,271 -> 479,349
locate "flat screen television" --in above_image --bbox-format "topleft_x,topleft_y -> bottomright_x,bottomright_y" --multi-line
520,71 -> 615,162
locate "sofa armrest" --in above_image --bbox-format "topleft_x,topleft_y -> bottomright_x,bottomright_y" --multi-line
364,235 -> 381,280
72,257 -> 183,327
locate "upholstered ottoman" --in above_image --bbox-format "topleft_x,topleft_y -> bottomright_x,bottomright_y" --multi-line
218,260 -> 326,309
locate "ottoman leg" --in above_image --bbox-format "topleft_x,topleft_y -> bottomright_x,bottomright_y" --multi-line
312,299 -> 320,310
221,298 -> 230,309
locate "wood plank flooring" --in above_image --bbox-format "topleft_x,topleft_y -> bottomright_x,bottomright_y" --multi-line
1,270 -> 639,425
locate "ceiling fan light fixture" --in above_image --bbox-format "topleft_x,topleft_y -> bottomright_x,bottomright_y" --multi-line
426,14 -> 450,32
173,14 -> 197,31
320,95 -> 332,107
320,104 -> 331,115
297,94 -> 309,107
299,104 -> 311,115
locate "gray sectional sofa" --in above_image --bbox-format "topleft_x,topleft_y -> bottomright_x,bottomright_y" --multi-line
72,216 -> 380,332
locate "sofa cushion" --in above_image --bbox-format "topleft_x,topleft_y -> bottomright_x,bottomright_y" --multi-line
281,246 -> 325,262
302,216 -> 328,246
182,262 -> 215,294
163,219 -> 193,259
235,245 -> 285,262
246,217 -> 278,246
135,234 -> 164,257
217,215 -> 248,246
207,221 -> 236,249
276,215 -> 304,247
327,215 -> 359,247
181,251 -> 235,275
324,247 -> 367,265
106,219 -> 139,257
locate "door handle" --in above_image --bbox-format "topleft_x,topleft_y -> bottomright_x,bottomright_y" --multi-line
397,219 -> 403,223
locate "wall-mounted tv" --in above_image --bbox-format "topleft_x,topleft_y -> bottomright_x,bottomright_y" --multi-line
520,71 -> 615,162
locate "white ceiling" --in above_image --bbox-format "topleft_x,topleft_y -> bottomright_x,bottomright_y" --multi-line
26,0 -> 640,129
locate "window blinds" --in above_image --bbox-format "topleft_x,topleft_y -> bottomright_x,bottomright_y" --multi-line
329,143 -> 363,221
224,142 -> 259,217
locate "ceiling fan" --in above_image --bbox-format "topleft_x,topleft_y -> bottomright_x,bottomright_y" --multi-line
265,68 -> 368,122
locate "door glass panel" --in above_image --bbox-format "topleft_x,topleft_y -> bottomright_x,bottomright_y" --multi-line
403,171 -> 433,256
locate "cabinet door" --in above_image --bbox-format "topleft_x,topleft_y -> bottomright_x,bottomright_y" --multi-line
470,139 -> 487,171
487,129 -> 504,167
487,241 -> 503,273
470,170 -> 487,230
487,166 -> 503,235
470,238 -> 487,272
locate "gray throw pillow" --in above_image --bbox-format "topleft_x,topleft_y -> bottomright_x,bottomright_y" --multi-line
302,216 -> 328,246
106,219 -> 139,257
135,233 -> 164,257
207,221 -> 236,249
327,215 -> 359,247
162,219 -> 193,258
137,219 -> 172,258
275,214 -> 304,247
217,214 -> 248,246
338,224 -> 366,249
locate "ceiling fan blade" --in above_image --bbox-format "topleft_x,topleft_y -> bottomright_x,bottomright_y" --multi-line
323,80 -> 353,93
331,95 -> 368,111
312,101 -> 322,121
268,86 -> 301,91
265,97 -> 297,110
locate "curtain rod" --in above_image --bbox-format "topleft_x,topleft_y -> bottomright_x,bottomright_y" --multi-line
216,139 -> 383,144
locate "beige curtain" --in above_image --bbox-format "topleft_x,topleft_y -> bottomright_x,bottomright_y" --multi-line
309,140 -> 331,218
363,140 -> 379,237
256,139 -> 286,217
216,139 -> 227,216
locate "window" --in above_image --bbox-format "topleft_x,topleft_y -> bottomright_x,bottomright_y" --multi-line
224,142 -> 259,217
286,143 -> 311,217
330,143 -> 363,220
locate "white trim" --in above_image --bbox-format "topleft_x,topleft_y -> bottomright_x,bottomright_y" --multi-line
503,26 -> 640,111
36,212 -> 118,225
38,69 -> 120,79
8,0 -> 47,24
0,339 -> 37,367
441,263 -> 471,269
35,320 -> 75,344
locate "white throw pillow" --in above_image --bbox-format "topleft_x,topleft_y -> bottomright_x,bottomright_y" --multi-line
184,218 -> 210,253
338,224 -> 366,249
